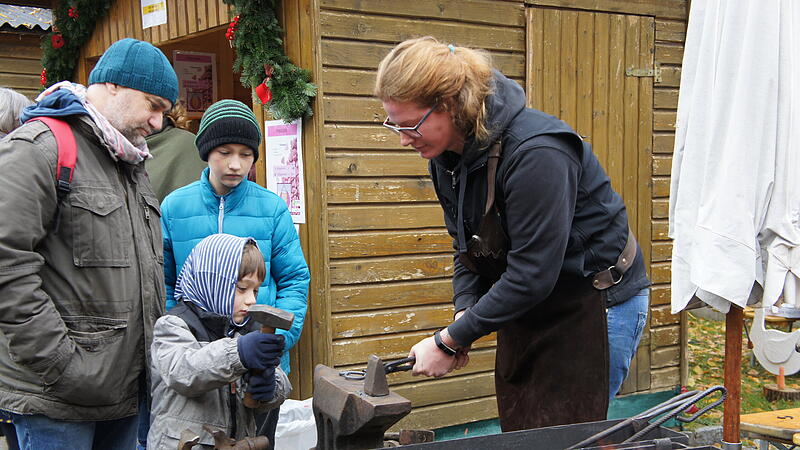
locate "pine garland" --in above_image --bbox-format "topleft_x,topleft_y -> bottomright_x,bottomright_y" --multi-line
41,0 -> 114,88
223,0 -> 316,121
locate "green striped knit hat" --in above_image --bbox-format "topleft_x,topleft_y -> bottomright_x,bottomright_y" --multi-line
195,99 -> 262,162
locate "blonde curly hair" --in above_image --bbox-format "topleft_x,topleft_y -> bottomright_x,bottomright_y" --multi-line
374,37 -> 494,143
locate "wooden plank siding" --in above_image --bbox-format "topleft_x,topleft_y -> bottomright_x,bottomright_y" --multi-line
650,14 -> 685,391
0,33 -> 43,100
80,0 -> 232,60
319,0 -> 525,430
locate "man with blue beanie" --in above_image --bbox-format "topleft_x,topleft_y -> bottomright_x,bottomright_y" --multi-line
0,38 -> 177,449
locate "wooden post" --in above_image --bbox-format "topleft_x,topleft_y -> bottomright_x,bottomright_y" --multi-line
723,305 -> 742,444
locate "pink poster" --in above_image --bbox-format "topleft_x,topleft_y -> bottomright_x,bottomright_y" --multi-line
265,119 -> 305,223
173,51 -> 217,117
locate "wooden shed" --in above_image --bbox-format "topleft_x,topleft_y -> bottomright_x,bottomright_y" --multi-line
0,3 -> 51,100
70,0 -> 687,431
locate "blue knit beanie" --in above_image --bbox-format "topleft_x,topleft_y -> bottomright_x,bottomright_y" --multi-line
89,38 -> 178,105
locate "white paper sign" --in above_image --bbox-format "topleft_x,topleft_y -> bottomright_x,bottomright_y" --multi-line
141,0 -> 167,29
265,120 -> 306,224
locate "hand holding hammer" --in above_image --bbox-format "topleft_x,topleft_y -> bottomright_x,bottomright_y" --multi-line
237,304 -> 294,408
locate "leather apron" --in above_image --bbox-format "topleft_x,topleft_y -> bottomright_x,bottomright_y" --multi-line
494,275 -> 609,431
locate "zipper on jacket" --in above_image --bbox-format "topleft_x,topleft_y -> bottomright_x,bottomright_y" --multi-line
447,169 -> 457,191
218,197 -> 225,233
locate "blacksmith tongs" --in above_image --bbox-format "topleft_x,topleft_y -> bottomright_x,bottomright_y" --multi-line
339,356 -> 416,381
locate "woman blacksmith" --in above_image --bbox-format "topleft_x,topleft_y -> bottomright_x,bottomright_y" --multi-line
374,37 -> 650,430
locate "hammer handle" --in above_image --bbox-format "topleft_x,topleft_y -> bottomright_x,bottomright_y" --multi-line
243,327 -> 280,408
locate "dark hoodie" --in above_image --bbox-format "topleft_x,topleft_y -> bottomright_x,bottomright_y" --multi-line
434,71 -> 650,346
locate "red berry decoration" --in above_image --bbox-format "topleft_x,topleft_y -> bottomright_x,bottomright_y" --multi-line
67,7 -> 79,18
225,15 -> 240,41
51,34 -> 65,49
40,68 -> 47,86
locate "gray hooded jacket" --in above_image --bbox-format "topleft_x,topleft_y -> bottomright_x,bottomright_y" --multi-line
147,234 -> 290,449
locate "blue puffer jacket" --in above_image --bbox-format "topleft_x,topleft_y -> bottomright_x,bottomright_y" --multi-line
160,168 -> 310,372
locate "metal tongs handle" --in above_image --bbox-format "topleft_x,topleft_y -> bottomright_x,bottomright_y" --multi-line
624,385 -> 727,442
566,385 -> 727,449
384,356 -> 416,374
339,356 -> 417,380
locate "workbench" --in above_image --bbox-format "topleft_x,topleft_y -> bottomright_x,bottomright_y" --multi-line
741,408 -> 800,449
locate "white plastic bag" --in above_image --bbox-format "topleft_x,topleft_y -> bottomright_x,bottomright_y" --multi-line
275,397 -> 316,450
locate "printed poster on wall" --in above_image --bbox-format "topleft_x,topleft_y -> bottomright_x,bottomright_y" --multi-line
141,0 -> 167,29
265,119 -> 306,224
172,51 -> 217,117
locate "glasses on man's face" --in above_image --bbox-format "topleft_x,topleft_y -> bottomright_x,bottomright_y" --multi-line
382,104 -> 437,138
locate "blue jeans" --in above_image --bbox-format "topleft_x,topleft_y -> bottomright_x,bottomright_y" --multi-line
607,288 -> 650,402
136,393 -> 149,450
136,374 -> 150,450
10,412 -> 137,450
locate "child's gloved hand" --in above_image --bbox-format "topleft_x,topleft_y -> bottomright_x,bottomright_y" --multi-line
248,368 -> 277,402
237,333 -> 285,370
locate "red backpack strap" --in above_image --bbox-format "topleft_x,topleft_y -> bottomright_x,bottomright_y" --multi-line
25,117 -> 77,231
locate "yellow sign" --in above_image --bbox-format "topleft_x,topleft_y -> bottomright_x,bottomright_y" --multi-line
142,3 -> 165,14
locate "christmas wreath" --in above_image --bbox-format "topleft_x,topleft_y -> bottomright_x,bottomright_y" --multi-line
223,0 -> 317,121
40,0 -> 114,89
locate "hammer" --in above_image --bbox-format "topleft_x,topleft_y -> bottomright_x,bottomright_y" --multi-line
242,304 -> 294,408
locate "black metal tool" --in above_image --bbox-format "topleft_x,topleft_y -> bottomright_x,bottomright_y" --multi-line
384,356 -> 416,374
565,385 -> 727,449
339,356 -> 416,380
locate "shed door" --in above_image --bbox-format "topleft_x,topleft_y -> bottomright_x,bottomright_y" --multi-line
526,6 -> 655,394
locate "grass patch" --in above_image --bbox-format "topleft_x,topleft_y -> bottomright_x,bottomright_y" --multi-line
683,312 -> 800,434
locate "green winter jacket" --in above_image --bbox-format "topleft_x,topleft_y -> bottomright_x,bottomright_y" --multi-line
0,116 -> 165,420
144,120 -> 205,203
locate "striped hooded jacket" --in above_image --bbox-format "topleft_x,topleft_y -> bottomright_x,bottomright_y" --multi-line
148,234 -> 290,450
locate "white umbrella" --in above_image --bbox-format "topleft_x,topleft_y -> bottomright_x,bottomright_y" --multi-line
670,0 -> 800,445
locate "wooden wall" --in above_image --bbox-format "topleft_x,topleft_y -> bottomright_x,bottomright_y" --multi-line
648,7 -> 685,392
77,0 -> 236,95
81,0 -> 232,59
0,32 -> 43,100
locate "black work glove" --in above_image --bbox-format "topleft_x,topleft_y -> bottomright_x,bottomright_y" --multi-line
248,368 -> 277,402
237,333 -> 285,371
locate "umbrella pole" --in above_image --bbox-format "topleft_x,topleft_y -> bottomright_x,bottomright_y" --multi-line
722,304 -> 742,449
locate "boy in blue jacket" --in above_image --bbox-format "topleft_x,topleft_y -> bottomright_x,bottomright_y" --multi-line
160,100 -> 310,447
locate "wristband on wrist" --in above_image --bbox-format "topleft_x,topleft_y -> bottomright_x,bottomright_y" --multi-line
433,330 -> 457,356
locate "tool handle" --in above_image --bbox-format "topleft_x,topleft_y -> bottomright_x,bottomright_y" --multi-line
261,325 -> 276,334
384,356 -> 416,374
243,392 -> 260,408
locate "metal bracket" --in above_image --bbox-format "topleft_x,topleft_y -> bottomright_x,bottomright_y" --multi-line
626,63 -> 662,83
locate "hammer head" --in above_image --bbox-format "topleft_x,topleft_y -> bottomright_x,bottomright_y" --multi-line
247,304 -> 294,331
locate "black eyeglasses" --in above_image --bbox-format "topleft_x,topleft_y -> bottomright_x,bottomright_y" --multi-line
382,104 -> 437,138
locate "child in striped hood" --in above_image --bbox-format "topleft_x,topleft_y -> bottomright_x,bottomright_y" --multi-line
147,234 -> 290,450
